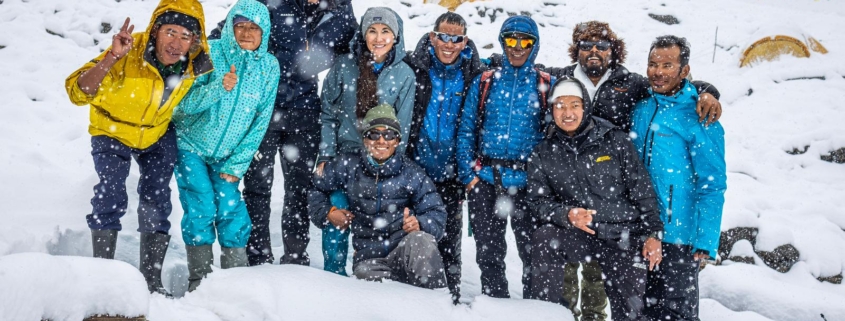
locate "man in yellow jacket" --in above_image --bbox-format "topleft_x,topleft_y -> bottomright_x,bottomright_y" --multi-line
65,0 -> 212,295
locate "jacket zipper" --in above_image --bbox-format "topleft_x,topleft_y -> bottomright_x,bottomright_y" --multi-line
641,97 -> 660,166
667,184 -> 674,223
211,63 -> 243,157
505,68 -> 519,157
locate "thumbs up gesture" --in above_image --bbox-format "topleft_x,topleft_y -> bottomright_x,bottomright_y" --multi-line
402,207 -> 420,233
223,64 -> 237,91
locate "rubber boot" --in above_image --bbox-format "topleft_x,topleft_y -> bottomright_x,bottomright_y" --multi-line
91,229 -> 118,259
140,232 -> 171,296
186,244 -> 213,292
221,247 -> 248,269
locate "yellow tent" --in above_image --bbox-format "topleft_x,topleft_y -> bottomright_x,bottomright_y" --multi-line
740,34 -> 828,68
423,0 -> 488,11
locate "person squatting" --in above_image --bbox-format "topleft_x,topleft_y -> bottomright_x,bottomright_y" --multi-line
65,0 -> 726,319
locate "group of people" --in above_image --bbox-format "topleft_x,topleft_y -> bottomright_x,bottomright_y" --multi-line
65,0 -> 727,320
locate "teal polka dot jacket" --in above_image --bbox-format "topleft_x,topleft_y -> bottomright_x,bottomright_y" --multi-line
173,0 -> 280,178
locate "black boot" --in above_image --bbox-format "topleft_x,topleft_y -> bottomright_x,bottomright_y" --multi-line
140,232 -> 171,296
91,229 -> 118,259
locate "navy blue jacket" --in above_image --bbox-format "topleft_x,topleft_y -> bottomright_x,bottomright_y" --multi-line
308,152 -> 447,263
404,34 -> 485,183
210,0 -> 357,132
456,16 -> 553,188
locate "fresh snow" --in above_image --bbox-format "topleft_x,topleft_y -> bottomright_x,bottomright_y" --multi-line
0,0 -> 843,320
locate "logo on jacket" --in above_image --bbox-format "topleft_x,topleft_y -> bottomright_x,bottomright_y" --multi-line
596,155 -> 611,163
613,87 -> 628,93
373,17 -> 383,21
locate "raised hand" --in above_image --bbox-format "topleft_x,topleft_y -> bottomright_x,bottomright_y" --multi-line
402,207 -> 420,233
111,17 -> 135,60
567,208 -> 597,234
223,65 -> 238,91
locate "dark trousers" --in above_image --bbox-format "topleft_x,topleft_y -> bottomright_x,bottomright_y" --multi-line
88,125 -> 177,234
243,128 -> 319,266
435,180 -> 464,299
468,180 -> 536,298
530,224 -> 647,321
644,243 -> 701,321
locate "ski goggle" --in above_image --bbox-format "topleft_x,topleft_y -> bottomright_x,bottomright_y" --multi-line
432,31 -> 466,43
364,129 -> 400,141
578,40 -> 612,51
503,36 -> 535,49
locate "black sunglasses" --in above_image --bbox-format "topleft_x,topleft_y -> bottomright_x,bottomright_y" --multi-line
578,40 -> 612,51
432,31 -> 466,44
364,129 -> 400,141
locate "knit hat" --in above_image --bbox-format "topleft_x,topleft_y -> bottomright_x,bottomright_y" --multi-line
155,11 -> 201,36
362,103 -> 401,135
550,79 -> 583,101
361,7 -> 399,37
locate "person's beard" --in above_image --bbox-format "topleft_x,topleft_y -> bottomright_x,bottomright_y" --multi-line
582,54 -> 608,77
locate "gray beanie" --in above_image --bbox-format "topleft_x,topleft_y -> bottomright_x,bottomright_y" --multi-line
360,7 -> 399,37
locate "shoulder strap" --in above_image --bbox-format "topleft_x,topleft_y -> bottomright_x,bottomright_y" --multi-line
536,69 -> 551,112
474,69 -> 497,155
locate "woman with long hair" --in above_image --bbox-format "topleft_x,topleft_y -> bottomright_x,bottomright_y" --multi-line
315,7 -> 415,276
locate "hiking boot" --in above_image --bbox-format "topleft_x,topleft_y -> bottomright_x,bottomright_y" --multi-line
140,232 -> 171,296
186,244 -> 213,292
91,229 -> 118,259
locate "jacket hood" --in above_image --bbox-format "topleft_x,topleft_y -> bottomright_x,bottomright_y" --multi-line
498,15 -> 540,69
550,77 -> 594,136
218,0 -> 272,60
349,7 -> 407,65
146,0 -> 210,64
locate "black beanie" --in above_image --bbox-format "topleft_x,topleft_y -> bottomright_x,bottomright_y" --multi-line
155,11 -> 200,35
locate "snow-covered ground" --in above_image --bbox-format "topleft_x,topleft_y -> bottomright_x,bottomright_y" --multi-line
1,0 -> 843,320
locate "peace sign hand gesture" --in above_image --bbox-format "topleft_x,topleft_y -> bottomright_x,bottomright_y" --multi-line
111,17 -> 135,60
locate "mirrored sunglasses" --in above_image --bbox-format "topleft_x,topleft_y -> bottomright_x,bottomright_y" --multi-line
578,40 -> 611,51
364,129 -> 399,141
503,37 -> 535,49
432,31 -> 466,43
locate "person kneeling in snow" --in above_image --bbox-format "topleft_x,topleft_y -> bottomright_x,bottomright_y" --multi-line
527,79 -> 664,320
171,0 -> 279,292
65,0 -> 212,295
309,104 -> 448,289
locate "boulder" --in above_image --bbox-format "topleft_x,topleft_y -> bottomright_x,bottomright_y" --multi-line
755,244 -> 800,273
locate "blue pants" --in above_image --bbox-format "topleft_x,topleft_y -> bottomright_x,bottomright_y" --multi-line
175,150 -> 252,248
322,190 -> 350,275
88,126 -> 176,234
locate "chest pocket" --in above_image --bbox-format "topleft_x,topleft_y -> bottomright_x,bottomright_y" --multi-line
587,152 -> 623,199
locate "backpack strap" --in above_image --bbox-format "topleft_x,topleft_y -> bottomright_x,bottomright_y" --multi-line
536,69 -> 552,132
473,69 -> 497,166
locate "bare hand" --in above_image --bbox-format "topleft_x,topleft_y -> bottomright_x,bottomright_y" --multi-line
315,162 -> 327,177
402,207 -> 420,233
693,252 -> 710,261
465,176 -> 480,193
307,0 -> 320,3
642,237 -> 663,271
111,17 -> 135,60
568,208 -> 596,234
223,65 -> 238,91
219,173 -> 240,183
696,93 -> 722,126
327,208 -> 354,230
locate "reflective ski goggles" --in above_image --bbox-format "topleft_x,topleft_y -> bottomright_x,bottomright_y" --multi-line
578,40 -> 612,51
432,31 -> 466,43
364,129 -> 400,141
503,36 -> 535,49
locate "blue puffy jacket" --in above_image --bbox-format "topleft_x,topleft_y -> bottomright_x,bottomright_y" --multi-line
630,80 -> 727,256
457,16 -> 552,188
173,0 -> 280,178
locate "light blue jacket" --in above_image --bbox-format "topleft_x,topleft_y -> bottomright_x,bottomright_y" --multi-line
173,0 -> 280,178
630,80 -> 727,255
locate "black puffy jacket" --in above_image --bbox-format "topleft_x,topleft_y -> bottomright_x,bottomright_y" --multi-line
526,78 -> 663,243
308,152 -> 447,263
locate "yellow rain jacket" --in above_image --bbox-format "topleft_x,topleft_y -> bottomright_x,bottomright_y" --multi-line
65,0 -> 213,149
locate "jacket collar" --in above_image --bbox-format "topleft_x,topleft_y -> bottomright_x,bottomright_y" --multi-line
362,151 -> 405,178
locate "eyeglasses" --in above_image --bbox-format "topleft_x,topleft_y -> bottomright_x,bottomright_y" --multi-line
432,31 -> 466,43
162,28 -> 194,45
503,37 -> 535,49
578,40 -> 611,51
364,129 -> 399,141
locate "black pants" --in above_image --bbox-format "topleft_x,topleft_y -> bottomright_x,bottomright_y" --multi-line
644,243 -> 701,321
88,125 -> 176,234
530,224 -> 648,321
243,127 -> 319,266
468,180 -> 536,298
435,180 -> 464,300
